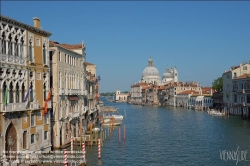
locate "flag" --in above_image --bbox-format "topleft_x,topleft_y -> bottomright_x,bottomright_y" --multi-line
43,88 -> 52,116
4,88 -> 8,106
98,75 -> 101,81
23,88 -> 31,102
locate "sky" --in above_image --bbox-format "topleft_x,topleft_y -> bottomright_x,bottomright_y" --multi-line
2,1 -> 250,93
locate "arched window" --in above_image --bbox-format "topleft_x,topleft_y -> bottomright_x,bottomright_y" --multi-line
1,32 -> 6,54
43,83 -> 46,101
243,66 -> 247,70
29,39 -> 33,62
20,37 -> 24,58
8,34 -> 12,55
9,82 -> 13,103
43,43 -> 46,64
21,83 -> 25,102
2,82 -> 7,103
30,82 -> 34,102
16,83 -> 19,103
14,36 -> 18,56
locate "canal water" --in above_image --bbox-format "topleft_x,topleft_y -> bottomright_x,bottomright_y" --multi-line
74,101 -> 250,166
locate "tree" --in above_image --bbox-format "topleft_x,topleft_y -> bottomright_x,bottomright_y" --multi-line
212,77 -> 223,92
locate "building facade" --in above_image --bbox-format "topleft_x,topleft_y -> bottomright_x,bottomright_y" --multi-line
231,74 -> 250,117
115,88 -> 129,102
223,63 -> 250,115
0,15 -> 52,163
165,81 -> 202,107
49,41 -> 88,148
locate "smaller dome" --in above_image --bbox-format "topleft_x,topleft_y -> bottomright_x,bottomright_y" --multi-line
162,66 -> 174,79
162,72 -> 173,79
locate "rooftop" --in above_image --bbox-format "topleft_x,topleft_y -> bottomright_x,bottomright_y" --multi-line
0,15 -> 52,36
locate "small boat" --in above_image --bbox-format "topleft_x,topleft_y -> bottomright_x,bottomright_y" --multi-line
208,110 -> 225,116
102,122 -> 122,126
111,114 -> 123,121
103,113 -> 123,121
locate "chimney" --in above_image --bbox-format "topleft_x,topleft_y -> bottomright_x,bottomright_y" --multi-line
33,17 -> 40,29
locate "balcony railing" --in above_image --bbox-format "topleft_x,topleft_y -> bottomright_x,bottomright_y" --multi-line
59,88 -> 65,95
1,102 -> 28,112
30,101 -> 40,110
67,89 -> 81,95
72,111 -> 79,118
0,54 -> 27,66
82,89 -> 88,95
87,94 -> 94,100
68,111 -> 80,121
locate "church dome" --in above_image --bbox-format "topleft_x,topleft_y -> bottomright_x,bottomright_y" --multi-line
141,57 -> 161,84
142,67 -> 160,77
162,72 -> 173,79
162,67 -> 174,79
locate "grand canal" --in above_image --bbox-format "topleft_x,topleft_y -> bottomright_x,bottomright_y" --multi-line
74,101 -> 250,166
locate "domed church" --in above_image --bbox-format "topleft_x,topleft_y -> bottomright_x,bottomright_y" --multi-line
141,57 -> 161,84
140,57 -> 178,85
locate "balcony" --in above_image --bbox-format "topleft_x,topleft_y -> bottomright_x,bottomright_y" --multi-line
0,54 -> 27,66
1,102 -> 28,112
87,94 -> 94,100
72,111 -> 79,118
67,89 -> 81,95
30,101 -> 40,110
59,88 -> 65,95
68,111 -> 80,121
82,89 -> 88,96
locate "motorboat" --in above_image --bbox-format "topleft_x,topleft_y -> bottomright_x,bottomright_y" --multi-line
111,114 -> 123,121
208,109 -> 225,116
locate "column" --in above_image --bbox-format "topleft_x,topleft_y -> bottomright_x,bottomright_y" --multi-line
19,90 -> 22,103
0,37 -> 2,54
18,43 -> 21,57
13,89 -> 16,103
5,39 -> 9,55
12,42 -> 15,56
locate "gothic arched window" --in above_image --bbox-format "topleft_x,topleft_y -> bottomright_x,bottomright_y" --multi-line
29,39 -> 33,62
14,36 -> 18,56
8,34 -> 12,55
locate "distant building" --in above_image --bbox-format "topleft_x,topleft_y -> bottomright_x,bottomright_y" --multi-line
222,62 -> 250,115
140,57 -> 178,85
165,81 -> 202,107
231,73 -> 250,117
130,82 -> 149,104
115,88 -> 129,102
